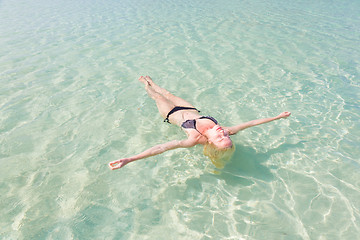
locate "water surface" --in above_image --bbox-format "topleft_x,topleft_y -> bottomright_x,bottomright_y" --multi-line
1,0 -> 360,239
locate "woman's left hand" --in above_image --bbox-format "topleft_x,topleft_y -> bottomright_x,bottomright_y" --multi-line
108,158 -> 130,170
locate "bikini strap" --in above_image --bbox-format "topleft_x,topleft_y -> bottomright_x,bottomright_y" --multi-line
199,116 -> 218,125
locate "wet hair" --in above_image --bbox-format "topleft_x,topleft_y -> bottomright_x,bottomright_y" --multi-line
203,143 -> 235,169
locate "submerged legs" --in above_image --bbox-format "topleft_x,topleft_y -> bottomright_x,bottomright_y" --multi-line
139,76 -> 196,120
144,76 -> 194,108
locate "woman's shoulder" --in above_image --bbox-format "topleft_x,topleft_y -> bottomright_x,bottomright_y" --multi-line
184,130 -> 207,145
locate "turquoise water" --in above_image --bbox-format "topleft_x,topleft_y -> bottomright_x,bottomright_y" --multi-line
1,0 -> 360,239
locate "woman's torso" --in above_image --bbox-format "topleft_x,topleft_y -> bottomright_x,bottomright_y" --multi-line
168,109 -> 202,126
168,109 -> 217,144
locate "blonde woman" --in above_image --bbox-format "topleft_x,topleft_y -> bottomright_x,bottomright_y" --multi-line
109,76 -> 291,170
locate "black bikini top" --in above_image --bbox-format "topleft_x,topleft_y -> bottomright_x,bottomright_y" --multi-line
181,116 -> 218,133
163,106 -> 218,134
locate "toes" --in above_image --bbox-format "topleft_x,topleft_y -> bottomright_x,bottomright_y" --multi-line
138,76 -> 147,84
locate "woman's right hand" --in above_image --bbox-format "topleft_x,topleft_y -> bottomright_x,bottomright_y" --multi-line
108,158 -> 130,170
277,111 -> 291,119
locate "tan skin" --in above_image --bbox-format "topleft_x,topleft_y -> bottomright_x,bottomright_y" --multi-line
109,76 -> 291,170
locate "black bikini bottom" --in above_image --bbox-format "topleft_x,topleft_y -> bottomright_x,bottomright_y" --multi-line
164,106 -> 200,123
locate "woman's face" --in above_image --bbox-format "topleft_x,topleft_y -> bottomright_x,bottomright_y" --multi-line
206,125 -> 233,149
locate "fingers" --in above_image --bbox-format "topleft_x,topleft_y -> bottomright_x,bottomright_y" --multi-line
282,111 -> 291,118
108,160 -> 122,170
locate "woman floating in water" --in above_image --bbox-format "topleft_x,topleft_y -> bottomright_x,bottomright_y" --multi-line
109,76 -> 291,170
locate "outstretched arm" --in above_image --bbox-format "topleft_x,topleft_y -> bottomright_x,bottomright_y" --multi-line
108,138 -> 197,170
225,112 -> 291,135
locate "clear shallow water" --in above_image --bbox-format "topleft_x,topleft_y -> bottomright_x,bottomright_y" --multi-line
1,0 -> 360,239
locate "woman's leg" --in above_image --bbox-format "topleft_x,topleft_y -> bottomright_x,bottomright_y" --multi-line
139,76 -> 175,119
144,76 -> 195,107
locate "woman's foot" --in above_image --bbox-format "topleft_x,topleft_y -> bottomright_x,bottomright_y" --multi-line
145,76 -> 154,86
138,76 -> 149,85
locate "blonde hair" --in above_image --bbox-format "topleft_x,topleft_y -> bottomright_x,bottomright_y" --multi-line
203,143 -> 235,169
